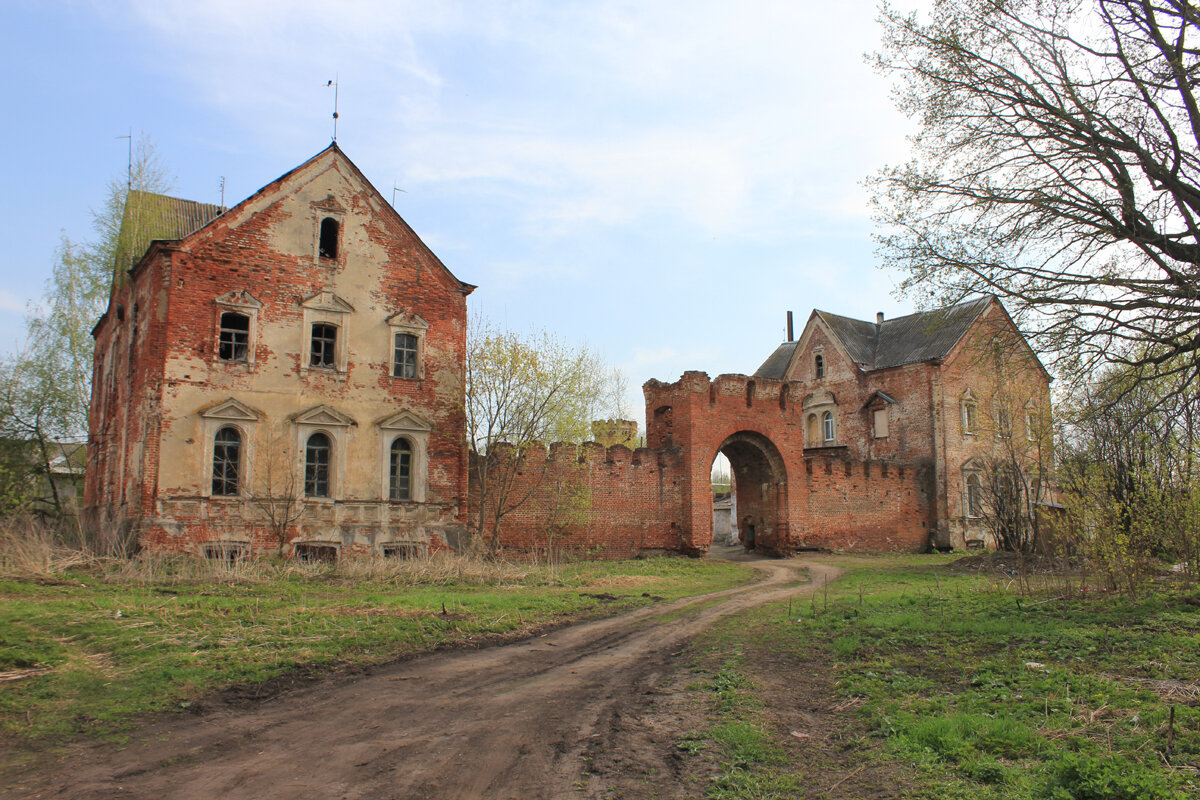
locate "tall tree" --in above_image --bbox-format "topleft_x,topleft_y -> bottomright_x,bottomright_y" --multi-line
872,0 -> 1200,397
0,135 -> 172,516
465,316 -> 621,550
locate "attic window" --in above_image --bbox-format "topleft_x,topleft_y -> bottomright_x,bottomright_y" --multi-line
319,217 -> 339,259
815,354 -> 825,379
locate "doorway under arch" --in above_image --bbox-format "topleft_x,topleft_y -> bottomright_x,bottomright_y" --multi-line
714,430 -> 789,555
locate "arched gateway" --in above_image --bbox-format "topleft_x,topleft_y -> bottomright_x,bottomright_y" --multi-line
643,369 -> 937,556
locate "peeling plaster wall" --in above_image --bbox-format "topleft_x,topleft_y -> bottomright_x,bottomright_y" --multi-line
86,148 -> 471,557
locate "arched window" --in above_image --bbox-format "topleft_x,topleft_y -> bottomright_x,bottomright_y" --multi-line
822,411 -> 835,443
389,438 -> 413,501
319,217 -> 339,259
806,413 -> 819,445
310,323 -> 337,368
962,393 -> 978,434
218,312 -> 250,362
966,474 -> 982,517
212,427 -> 241,496
305,432 -> 331,498
815,354 -> 825,379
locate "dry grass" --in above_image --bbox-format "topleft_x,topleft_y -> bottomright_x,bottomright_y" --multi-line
0,517 -> 549,587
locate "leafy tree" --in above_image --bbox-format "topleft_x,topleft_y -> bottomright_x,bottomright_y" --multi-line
465,316 -> 621,551
0,135 -> 171,521
872,0 -> 1200,397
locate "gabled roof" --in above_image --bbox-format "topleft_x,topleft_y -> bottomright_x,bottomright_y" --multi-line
112,191 -> 223,288
754,296 -> 994,377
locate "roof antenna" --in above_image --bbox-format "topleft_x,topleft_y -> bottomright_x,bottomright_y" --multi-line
219,176 -> 226,210
392,182 -> 407,208
115,128 -> 132,191
326,75 -> 339,142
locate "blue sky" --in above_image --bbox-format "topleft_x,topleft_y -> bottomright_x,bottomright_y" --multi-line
2,0 -> 925,423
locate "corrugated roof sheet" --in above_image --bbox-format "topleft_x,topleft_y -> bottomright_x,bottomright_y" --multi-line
753,296 -> 994,376
112,190 -> 223,287
753,341 -> 798,379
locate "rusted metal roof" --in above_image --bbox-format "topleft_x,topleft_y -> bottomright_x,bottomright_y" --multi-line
754,297 -> 994,376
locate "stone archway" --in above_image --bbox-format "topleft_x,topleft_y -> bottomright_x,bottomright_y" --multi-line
715,431 -> 789,555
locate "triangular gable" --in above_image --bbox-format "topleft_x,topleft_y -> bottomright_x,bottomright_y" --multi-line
199,397 -> 262,422
942,298 -> 1054,383
292,405 -> 356,427
863,391 -> 897,409
166,144 -> 474,297
376,410 -> 433,432
385,311 -> 430,330
301,291 -> 355,314
215,290 -> 263,309
785,312 -> 863,379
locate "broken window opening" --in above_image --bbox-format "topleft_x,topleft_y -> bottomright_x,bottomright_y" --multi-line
305,432 -> 331,498
202,542 -> 248,564
310,323 -> 337,368
383,542 -> 423,559
393,332 -> 419,378
815,354 -> 825,379
295,543 -> 338,563
966,473 -> 983,518
319,217 -> 339,259
218,312 -> 250,362
212,426 -> 242,496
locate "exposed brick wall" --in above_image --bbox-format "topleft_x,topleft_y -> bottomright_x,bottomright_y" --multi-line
468,442 -> 686,559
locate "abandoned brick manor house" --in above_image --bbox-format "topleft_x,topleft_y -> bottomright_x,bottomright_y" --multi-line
85,145 -> 1052,558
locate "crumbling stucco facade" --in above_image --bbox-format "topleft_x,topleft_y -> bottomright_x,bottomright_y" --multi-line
85,145 -> 474,558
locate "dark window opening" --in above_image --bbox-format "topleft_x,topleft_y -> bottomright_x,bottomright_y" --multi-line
310,323 -> 337,368
218,312 -> 250,362
295,543 -> 338,563
815,354 -> 825,379
390,438 -> 413,501
967,474 -> 983,517
202,543 -> 248,564
319,217 -> 339,259
212,427 -> 241,496
306,432 -> 331,498
393,333 -> 419,378
383,543 -> 423,559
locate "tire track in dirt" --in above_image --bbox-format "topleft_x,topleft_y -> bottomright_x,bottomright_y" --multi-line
6,556 -> 840,800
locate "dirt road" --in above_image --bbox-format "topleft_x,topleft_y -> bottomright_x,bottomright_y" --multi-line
7,555 -> 839,800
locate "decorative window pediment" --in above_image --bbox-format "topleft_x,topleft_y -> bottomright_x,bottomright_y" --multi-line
300,291 -> 355,314
215,290 -> 262,310
311,195 -> 346,213
199,397 -> 262,422
864,391 -> 896,409
377,410 -> 433,432
386,311 -> 430,332
292,405 -> 356,428
801,389 -> 838,411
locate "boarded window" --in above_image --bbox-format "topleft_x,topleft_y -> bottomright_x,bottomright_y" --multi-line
389,438 -> 413,501
393,333 -> 419,378
218,312 -> 250,362
319,217 -> 339,259
310,323 -> 337,368
212,427 -> 241,496
305,432 -> 331,498
873,408 -> 889,438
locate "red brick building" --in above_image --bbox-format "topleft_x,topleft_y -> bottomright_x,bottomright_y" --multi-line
85,144 -> 475,558
480,297 -> 1053,556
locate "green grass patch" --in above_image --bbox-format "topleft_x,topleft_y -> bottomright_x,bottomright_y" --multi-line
784,555 -> 1200,798
0,554 -> 751,743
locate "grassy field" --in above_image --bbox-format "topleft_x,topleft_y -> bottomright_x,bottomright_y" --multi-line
0,551 -> 752,743
686,555 -> 1200,800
